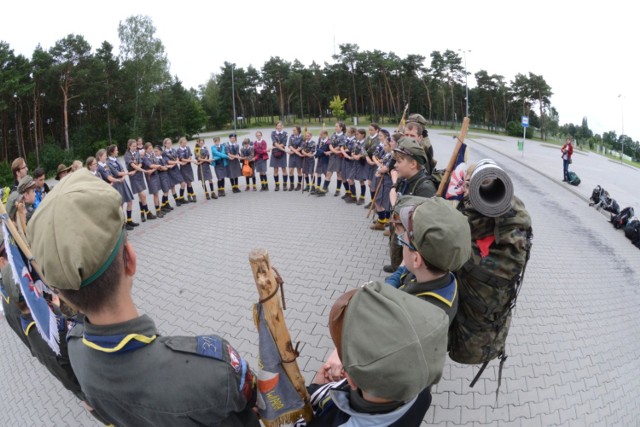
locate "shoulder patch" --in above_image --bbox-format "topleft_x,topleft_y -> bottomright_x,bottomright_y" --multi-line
196,335 -> 224,360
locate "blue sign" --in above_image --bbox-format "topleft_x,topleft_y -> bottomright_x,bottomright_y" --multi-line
521,116 -> 529,127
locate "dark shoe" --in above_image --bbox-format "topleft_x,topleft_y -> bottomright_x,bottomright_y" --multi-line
341,193 -> 349,200
310,187 -> 317,195
260,185 -> 268,192
302,185 -> 310,193
155,211 -> 164,219
370,221 -> 385,230
252,186 -> 257,191
316,188 -> 327,196
175,198 -> 183,206
364,202 -> 372,209
334,190 -> 341,197
211,192 -> 218,199
129,220 -> 140,227
191,195 -> 197,202
126,223 -> 135,231
245,186 -> 251,192
141,212 -> 146,223
356,197 -> 365,206
275,185 -> 280,192
295,183 -> 302,191
147,212 -> 157,220
161,205 -> 172,212
383,265 -> 395,273
219,190 -> 226,197
289,183 -> 294,191
205,192 -> 211,200
345,195 -> 357,204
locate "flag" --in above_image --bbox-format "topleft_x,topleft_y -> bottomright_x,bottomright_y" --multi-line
254,303 -> 312,427
2,222 -> 60,355
444,143 -> 468,201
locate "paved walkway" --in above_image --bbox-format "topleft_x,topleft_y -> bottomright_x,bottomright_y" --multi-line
1,127 -> 639,426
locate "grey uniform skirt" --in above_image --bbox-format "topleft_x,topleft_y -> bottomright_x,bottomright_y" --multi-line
129,171 -> 147,194
342,159 -> 357,181
315,158 -> 329,175
327,153 -> 342,172
367,163 -> 378,182
356,161 -> 369,181
114,181 -> 134,204
145,172 -> 161,194
255,158 -> 268,174
158,171 -> 171,193
227,159 -> 242,179
302,157 -> 315,175
373,174 -> 392,211
197,163 -> 213,181
269,150 -> 288,168
180,163 -> 195,183
288,154 -> 303,169
168,166 -> 183,186
214,162 -> 227,179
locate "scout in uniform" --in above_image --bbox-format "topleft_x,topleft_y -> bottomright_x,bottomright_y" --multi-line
296,282 -> 449,427
226,133 -> 242,193
177,137 -> 197,202
212,137 -> 229,196
162,138 -> 186,206
32,167 -> 49,208
313,129 -> 331,196
6,175 -> 38,225
125,139 -> 155,222
270,121 -> 289,191
55,163 -> 72,181
141,142 -> 165,218
383,137 -> 437,273
254,131 -> 270,191
300,131 -> 316,193
28,170 -> 261,427
240,138 -> 257,191
326,122 -> 346,197
287,126 -> 304,191
86,156 -> 99,176
153,145 -> 174,212
404,114 -> 436,173
339,126 -> 357,203
370,130 -> 396,230
361,124 -> 381,209
196,138 -> 217,199
105,144 -> 139,230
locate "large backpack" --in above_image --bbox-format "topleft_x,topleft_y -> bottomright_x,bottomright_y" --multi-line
624,218 -> 640,243
567,171 -> 580,186
589,185 -> 605,207
611,207 -> 635,229
603,198 -> 620,215
450,196 -> 533,399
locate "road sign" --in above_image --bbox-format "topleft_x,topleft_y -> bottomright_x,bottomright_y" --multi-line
521,116 -> 529,127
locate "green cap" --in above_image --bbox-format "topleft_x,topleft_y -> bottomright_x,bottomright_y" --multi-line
393,196 -> 471,271
330,281 -> 448,401
394,137 -> 428,165
18,175 -> 37,194
407,113 -> 428,127
28,169 -> 125,290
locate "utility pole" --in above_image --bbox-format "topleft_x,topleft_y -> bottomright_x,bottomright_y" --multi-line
232,63 -> 237,132
458,49 -> 471,118
618,94 -> 624,163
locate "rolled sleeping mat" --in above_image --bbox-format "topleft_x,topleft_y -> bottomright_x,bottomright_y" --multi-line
468,159 -> 514,217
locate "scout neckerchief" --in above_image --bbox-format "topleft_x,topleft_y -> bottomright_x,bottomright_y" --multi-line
82,331 -> 157,354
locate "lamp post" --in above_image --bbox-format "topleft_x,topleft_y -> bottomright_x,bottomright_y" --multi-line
618,94 -> 624,163
458,49 -> 471,118
231,63 -> 237,132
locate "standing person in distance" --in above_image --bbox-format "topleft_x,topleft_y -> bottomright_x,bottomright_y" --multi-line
177,137 -> 197,203
125,138 -> 155,222
162,138 -> 185,207
212,137 -> 229,196
300,131 -> 316,193
287,126 -> 304,191
153,145 -> 174,213
270,121 -> 289,191
314,129 -> 331,196
561,137 -> 574,182
240,138 -> 257,191
226,133 -> 242,193
105,144 -> 139,231
141,142 -> 165,218
362,123 -> 381,209
196,138 -> 217,199
327,122 -> 347,197
254,131 -> 270,191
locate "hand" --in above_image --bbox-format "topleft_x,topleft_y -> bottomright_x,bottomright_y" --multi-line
323,348 -> 345,382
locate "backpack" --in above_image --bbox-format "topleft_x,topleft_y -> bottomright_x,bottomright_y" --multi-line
611,207 -> 634,229
567,171 -> 580,186
624,218 -> 640,243
449,196 -> 533,400
242,160 -> 253,177
589,185 -> 605,206
603,198 -> 620,215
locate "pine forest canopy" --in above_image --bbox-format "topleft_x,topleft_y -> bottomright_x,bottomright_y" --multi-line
0,15 -> 638,181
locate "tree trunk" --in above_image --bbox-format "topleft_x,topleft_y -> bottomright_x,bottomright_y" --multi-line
538,91 -> 545,140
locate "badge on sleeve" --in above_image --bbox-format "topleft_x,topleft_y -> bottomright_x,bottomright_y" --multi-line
196,335 -> 224,360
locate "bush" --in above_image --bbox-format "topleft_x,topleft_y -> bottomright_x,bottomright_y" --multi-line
506,121 -> 533,138
0,161 -> 13,187
40,144 -> 75,179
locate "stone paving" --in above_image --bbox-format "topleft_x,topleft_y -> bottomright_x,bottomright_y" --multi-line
1,127 -> 639,426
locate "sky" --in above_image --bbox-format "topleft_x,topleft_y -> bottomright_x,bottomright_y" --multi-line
2,0 -> 637,140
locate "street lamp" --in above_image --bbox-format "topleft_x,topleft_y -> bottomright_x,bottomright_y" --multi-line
231,63 -> 237,132
618,94 -> 624,163
458,49 -> 471,118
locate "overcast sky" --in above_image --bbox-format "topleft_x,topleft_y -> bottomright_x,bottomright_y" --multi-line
2,0 -> 637,140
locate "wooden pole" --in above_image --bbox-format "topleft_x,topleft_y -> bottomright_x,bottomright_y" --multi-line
248,248 -> 310,404
366,177 -> 384,219
436,117 -> 470,197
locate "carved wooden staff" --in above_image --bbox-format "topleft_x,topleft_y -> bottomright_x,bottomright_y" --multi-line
436,117 -> 470,197
248,248 -> 310,406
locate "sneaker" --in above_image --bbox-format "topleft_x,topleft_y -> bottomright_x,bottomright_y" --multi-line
147,212 -> 157,220
370,221 -> 385,230
141,213 -> 146,223
334,190 -> 341,197
383,265 -> 395,273
356,198 -> 365,206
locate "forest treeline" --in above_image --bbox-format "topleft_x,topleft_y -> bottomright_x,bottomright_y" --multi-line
1,15 -> 637,181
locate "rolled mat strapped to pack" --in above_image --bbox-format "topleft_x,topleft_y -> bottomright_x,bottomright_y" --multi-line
468,159 -> 514,218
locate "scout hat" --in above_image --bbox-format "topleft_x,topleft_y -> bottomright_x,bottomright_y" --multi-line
393,137 -> 428,165
28,169 -> 125,290
55,164 -> 72,180
329,281 -> 448,401
406,113 -> 428,127
392,196 -> 471,271
229,133 -> 237,138
18,175 -> 37,194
